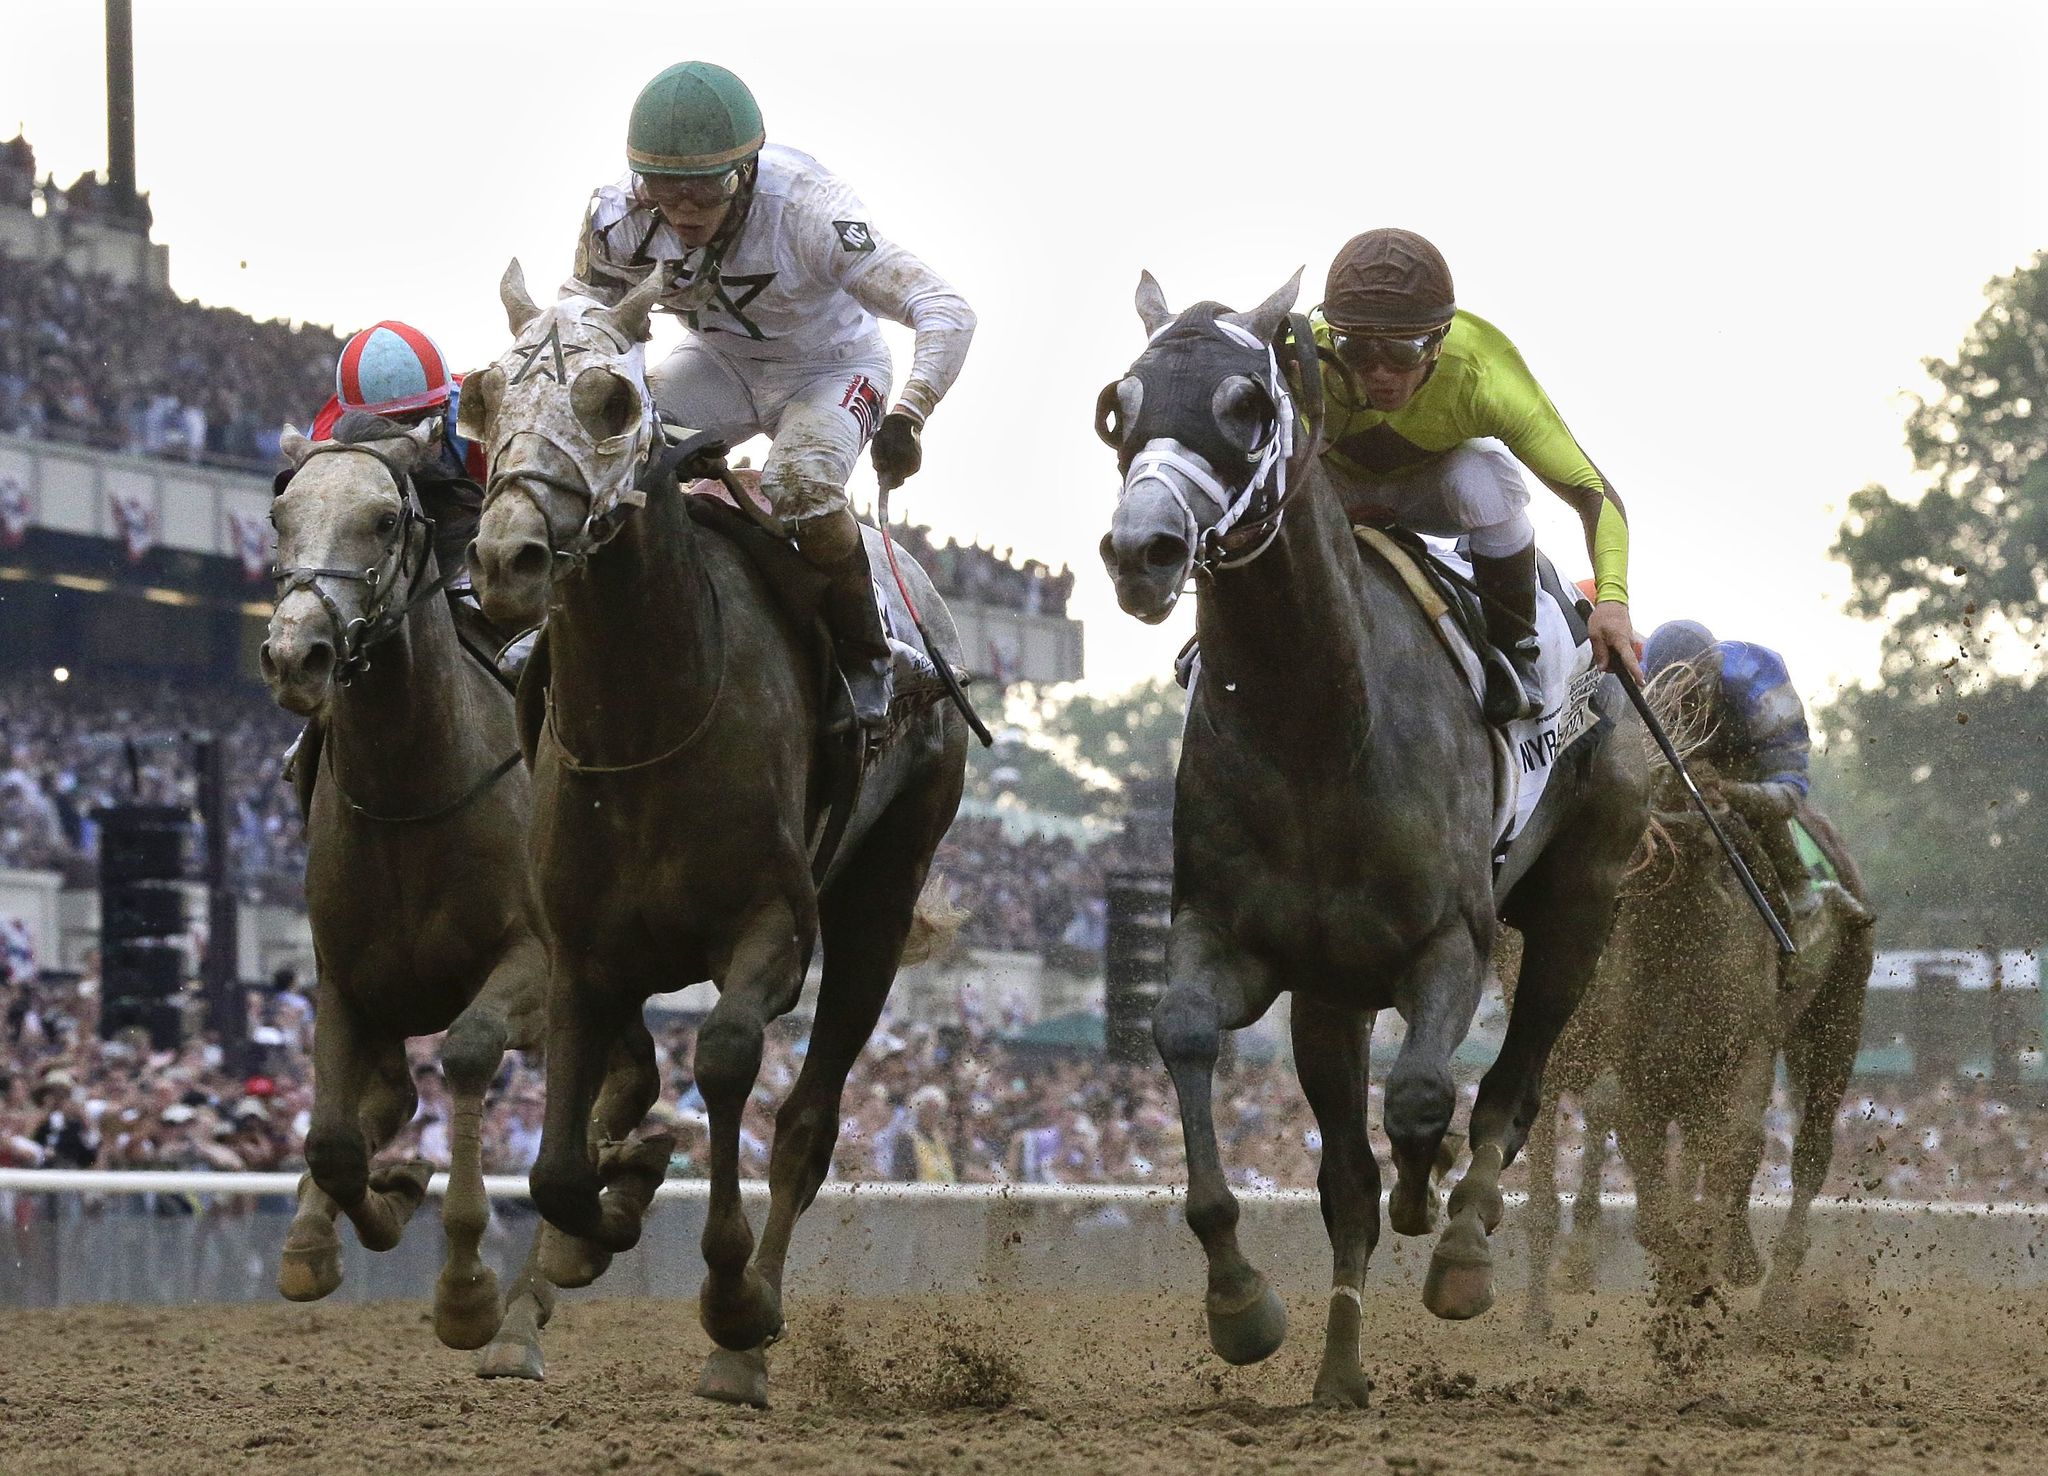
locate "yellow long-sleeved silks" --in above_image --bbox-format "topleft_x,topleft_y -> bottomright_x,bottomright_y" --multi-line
1310,310 -> 1630,604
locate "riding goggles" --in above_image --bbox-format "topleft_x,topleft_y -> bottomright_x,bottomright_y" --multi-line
637,170 -> 743,210
1330,328 -> 1447,374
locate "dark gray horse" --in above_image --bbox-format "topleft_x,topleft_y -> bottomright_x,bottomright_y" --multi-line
1097,272 -> 1649,1405
260,414 -> 573,1379
462,264 -> 968,1409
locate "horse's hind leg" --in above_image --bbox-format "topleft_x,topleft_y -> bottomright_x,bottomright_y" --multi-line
1158,909 -> 1286,1366
537,1016 -> 664,1287
434,938 -> 545,1351
697,899 -> 810,1354
1385,926 -> 1486,1240
478,1214 -> 557,1381
1292,996 -> 1379,1407
346,1039 -> 431,1251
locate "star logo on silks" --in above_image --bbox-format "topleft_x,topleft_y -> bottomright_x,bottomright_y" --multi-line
832,220 -> 876,254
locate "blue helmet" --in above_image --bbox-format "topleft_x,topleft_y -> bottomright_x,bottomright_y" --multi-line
1643,620 -> 1719,680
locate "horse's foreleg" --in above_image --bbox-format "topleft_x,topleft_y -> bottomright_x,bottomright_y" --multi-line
1561,1085 -> 1614,1292
1708,1048 -> 1774,1289
280,977 -> 371,1300
1521,1090 -> 1562,1336
1292,996 -> 1379,1407
1767,952 -> 1864,1296
530,955 -> 636,1256
432,940 -> 541,1350
478,1213 -> 557,1382
697,899 -> 809,1354
1158,909 -> 1285,1367
1385,925 -> 1486,1240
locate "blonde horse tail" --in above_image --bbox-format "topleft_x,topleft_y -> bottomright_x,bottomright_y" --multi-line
899,873 -> 969,968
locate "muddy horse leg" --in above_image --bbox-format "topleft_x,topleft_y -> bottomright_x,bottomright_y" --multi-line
1292,996 -> 1380,1407
1385,926 -> 1486,1241
433,938 -> 544,1350
1767,949 -> 1865,1296
1561,1086 -> 1613,1292
701,811 -> 936,1407
696,900 -> 810,1354
1521,1087 -> 1563,1335
477,1214 -> 557,1381
1157,907 -> 1286,1365
1708,1047 -> 1773,1289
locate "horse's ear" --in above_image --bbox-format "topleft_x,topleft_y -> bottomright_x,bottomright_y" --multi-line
402,417 -> 442,465
280,425 -> 314,468
604,265 -> 666,344
456,366 -> 501,445
1135,271 -> 1173,337
501,258 -> 542,334
1223,267 -> 1303,344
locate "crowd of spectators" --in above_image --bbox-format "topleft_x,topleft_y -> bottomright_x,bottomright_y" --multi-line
886,518 -> 1074,617
0,246 -> 337,467
0,673 -> 1116,952
6,961 -> 2048,1204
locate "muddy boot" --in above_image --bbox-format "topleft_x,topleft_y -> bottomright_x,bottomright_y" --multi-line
794,508 -> 893,733
1471,544 -> 1542,725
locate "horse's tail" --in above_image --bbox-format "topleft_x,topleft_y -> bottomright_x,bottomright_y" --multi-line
899,873 -> 969,968
1622,660 -> 1719,877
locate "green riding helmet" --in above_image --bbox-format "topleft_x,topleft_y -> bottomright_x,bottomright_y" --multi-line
627,62 -> 765,177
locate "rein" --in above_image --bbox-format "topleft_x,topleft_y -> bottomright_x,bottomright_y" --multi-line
326,746 -> 522,825
272,442 -> 467,683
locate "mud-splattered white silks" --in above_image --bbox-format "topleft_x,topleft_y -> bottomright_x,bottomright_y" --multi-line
566,145 -> 975,522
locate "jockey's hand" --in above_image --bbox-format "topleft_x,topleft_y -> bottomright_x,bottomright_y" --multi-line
1587,599 -> 1642,682
871,410 -> 924,488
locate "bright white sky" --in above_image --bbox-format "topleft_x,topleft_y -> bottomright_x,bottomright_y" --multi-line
7,0 -> 2044,701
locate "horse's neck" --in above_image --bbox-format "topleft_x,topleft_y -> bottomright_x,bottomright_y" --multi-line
324,566 -> 490,808
1195,472 -> 1388,752
548,484 -> 720,759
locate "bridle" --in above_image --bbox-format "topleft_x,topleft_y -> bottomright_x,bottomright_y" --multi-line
271,442 -> 465,684
1101,313 -> 1324,582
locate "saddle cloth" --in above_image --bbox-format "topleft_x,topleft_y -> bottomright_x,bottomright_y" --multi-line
1353,527 -> 1604,851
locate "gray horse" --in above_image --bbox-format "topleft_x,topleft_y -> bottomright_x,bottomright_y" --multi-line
261,414 -> 582,1379
1521,754 -> 1875,1323
462,264 -> 968,1409
1098,272 -> 1649,1406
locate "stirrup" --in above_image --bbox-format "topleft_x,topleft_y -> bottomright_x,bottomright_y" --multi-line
1481,641 -> 1542,726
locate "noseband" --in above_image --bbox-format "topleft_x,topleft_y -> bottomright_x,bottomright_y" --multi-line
272,442 -> 462,683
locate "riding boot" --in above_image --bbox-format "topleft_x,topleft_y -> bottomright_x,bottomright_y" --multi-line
794,507 -> 893,733
1471,544 -> 1543,725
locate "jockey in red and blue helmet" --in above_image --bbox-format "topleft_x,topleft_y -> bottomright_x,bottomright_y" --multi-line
308,321 -> 487,484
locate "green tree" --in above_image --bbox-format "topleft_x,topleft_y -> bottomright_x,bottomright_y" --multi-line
965,677 -> 1185,816
1820,254 -> 2047,940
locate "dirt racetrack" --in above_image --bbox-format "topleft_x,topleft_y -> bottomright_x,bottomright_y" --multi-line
3,1278 -> 2044,1475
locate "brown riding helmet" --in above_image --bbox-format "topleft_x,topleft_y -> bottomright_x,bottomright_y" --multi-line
1324,229 -> 1456,335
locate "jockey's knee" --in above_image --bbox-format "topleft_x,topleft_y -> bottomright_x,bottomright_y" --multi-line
762,467 -> 847,527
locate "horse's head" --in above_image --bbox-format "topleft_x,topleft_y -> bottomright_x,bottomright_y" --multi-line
260,414 -> 440,714
1096,269 -> 1303,623
464,259 -> 665,630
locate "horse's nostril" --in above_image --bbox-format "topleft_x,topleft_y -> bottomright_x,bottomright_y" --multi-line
258,644 -> 279,683
1143,534 -> 1190,572
301,641 -> 334,679
510,542 -> 550,581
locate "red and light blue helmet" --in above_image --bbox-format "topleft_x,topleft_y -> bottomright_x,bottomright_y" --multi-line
335,320 -> 454,416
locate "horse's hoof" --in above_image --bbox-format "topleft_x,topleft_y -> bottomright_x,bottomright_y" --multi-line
538,1224 -> 613,1289
1388,1182 -> 1439,1237
434,1265 -> 504,1350
599,1132 -> 674,1195
695,1346 -> 771,1408
699,1269 -> 783,1354
370,1159 -> 434,1214
1206,1277 -> 1287,1366
1423,1207 -> 1495,1321
277,1234 -> 343,1303
477,1337 -> 546,1381
1311,1365 -> 1372,1409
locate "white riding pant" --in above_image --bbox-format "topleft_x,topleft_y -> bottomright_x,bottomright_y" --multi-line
1330,437 -> 1535,558
648,335 -> 894,524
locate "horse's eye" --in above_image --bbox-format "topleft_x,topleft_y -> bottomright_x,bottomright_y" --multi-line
375,511 -> 399,535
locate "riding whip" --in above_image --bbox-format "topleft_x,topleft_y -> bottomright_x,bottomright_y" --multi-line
875,472 -> 994,748
1582,603 -> 1796,956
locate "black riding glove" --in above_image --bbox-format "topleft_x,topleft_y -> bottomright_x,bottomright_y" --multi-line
870,411 -> 924,486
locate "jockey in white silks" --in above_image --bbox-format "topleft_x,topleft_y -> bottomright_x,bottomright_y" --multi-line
560,60 -> 976,731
